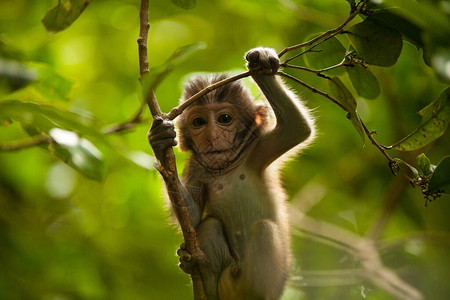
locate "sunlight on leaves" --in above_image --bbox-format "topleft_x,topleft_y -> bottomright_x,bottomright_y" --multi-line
417,153 -> 434,177
42,0 -> 89,33
427,156 -> 450,194
304,35 -> 346,75
347,20 -> 403,67
346,64 -> 380,100
367,8 -> 423,49
141,42 -> 206,98
393,158 -> 419,179
328,77 -> 365,144
49,128 -> 105,180
391,88 -> 450,151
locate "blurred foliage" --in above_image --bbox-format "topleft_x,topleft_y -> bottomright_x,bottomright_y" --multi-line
0,0 -> 449,299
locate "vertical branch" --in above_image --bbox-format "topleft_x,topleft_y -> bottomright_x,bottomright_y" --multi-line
138,1 -> 206,299
138,0 -> 161,117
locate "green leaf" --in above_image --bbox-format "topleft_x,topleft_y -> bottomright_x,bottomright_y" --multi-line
390,88 -> 450,151
346,64 -> 380,99
49,128 -> 105,180
382,0 -> 450,34
142,42 -> 206,96
346,20 -> 403,67
328,77 -> 365,144
168,42 -> 207,67
0,38 -> 25,61
393,158 -> 419,179
171,0 -> 197,9
42,0 -> 89,33
305,35 -> 346,75
32,63 -> 74,101
0,100 -> 102,140
367,8 -> 423,48
417,153 -> 433,176
427,156 -> 450,194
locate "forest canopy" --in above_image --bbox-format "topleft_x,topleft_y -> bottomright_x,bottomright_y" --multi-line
0,0 -> 449,299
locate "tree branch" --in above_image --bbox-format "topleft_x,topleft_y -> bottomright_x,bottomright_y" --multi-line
290,209 -> 423,300
138,1 -> 205,299
278,0 -> 367,58
277,71 -> 348,112
165,71 -> 251,120
0,135 -> 51,151
277,71 -> 395,167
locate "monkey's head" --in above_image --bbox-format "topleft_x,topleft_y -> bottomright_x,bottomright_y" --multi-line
176,74 -> 268,170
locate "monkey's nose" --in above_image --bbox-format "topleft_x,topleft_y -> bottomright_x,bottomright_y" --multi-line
205,126 -> 218,142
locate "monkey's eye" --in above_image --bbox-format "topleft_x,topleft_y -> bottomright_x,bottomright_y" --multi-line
192,117 -> 206,127
218,114 -> 233,124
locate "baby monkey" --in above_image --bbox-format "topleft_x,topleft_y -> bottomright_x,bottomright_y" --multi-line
149,48 -> 315,300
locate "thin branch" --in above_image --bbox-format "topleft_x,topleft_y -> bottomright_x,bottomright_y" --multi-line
138,0 -> 161,118
138,1 -> 205,299
278,0 -> 366,58
290,209 -> 423,300
165,71 -> 251,120
0,135 -> 51,151
277,71 -> 348,112
360,120 -> 395,164
278,71 -> 395,166
282,57 -> 349,75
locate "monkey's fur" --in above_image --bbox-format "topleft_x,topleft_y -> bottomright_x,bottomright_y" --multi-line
149,48 -> 315,300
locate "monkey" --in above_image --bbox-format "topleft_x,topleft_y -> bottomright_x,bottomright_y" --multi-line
148,47 -> 315,300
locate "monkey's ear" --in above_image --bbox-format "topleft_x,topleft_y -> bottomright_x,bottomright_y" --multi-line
255,104 -> 269,128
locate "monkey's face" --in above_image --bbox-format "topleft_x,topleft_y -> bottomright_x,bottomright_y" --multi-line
185,103 -> 250,170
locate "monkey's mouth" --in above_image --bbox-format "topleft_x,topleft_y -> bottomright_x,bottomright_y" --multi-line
204,150 -> 229,155
200,149 -> 234,161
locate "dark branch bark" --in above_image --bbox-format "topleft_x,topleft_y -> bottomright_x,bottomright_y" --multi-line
138,1 -> 206,299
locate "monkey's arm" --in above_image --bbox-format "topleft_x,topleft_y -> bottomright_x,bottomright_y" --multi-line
148,117 -> 203,227
246,48 -> 313,170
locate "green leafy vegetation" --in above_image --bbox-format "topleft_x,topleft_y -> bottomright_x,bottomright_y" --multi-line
0,0 -> 449,299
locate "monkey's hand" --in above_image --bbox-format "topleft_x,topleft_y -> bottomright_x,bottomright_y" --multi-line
148,116 -> 177,167
246,47 -> 280,75
177,243 -> 196,274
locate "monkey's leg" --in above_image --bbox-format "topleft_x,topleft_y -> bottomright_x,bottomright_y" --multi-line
196,217 -> 233,300
245,219 -> 289,300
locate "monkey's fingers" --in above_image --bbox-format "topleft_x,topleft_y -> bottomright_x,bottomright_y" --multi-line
150,116 -> 164,129
177,248 -> 192,261
151,138 -> 178,153
148,126 -> 177,142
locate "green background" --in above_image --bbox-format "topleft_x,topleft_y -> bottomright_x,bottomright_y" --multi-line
0,0 -> 449,299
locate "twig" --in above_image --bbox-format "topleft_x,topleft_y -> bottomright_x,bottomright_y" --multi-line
0,135 -> 51,151
138,1 -> 205,299
360,119 -> 395,164
278,71 -> 395,167
165,71 -> 251,120
277,71 -> 348,112
278,0 -> 366,58
282,57 -> 349,75
290,209 -> 423,300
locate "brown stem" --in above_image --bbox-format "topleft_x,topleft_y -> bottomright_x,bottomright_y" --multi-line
360,120 -> 395,164
278,0 -> 366,58
278,71 -> 395,166
277,71 -> 348,112
0,135 -> 51,151
138,1 -> 205,299
166,71 -> 251,120
282,57 -> 348,75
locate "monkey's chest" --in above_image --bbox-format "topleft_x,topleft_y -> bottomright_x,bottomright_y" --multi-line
206,169 -> 275,252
